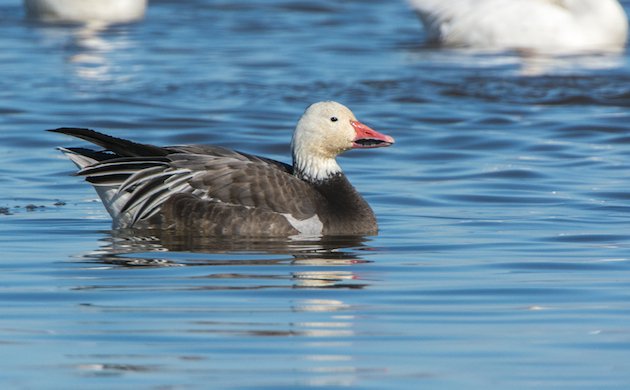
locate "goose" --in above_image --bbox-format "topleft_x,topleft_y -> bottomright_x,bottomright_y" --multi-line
23,0 -> 147,24
408,0 -> 628,52
50,101 -> 395,237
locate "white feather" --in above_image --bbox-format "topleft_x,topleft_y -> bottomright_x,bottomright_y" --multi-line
58,147 -> 96,170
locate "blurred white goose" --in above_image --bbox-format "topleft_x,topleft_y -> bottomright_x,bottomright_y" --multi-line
24,0 -> 147,24
408,0 -> 629,52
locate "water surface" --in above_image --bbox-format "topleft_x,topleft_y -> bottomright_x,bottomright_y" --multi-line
1,0 -> 630,388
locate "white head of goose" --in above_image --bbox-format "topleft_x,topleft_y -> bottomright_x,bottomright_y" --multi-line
51,101 -> 395,237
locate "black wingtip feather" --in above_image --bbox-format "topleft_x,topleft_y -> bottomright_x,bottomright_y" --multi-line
49,127 -> 169,158
63,147 -> 116,162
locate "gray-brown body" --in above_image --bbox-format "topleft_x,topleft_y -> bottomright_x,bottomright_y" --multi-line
51,128 -> 378,237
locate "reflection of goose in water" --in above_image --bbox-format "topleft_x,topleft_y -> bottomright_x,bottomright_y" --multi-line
64,22 -> 137,81
77,231 -> 372,289
24,0 -> 147,24
30,14 -> 142,82
409,0 -> 628,52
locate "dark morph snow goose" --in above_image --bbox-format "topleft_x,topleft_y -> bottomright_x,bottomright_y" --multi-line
51,101 -> 395,237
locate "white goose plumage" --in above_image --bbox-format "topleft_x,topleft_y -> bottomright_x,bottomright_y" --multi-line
23,0 -> 147,24
408,0 -> 629,52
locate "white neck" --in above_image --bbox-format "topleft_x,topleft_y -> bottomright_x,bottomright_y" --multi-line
293,153 -> 342,183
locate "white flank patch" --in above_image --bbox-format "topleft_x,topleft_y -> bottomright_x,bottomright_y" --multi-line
283,213 -> 323,236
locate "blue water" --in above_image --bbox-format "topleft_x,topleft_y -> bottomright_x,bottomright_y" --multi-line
2,0 -> 630,388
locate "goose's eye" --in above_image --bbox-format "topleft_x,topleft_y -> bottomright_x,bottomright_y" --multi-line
330,117 -> 338,122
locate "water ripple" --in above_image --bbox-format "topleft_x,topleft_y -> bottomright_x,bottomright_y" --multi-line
2,0 -> 630,388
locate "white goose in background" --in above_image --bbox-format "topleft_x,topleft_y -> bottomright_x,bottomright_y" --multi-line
50,102 -> 395,237
408,0 -> 629,52
23,0 -> 147,24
